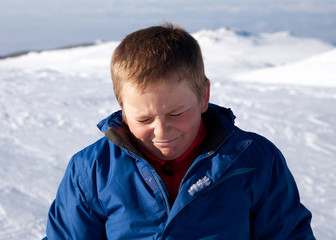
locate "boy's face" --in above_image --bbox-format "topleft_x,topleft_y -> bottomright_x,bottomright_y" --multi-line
121,75 -> 209,160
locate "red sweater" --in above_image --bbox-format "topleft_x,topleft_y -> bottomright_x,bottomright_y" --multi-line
139,119 -> 206,202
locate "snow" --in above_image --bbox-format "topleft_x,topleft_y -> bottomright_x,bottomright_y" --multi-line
233,48 -> 336,87
0,28 -> 335,239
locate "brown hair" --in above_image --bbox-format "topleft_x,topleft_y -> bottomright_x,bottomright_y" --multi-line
111,23 -> 208,107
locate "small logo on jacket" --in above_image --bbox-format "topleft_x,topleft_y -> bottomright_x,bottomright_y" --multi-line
188,176 -> 211,196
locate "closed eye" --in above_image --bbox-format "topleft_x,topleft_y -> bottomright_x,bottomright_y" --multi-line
170,112 -> 184,117
137,118 -> 151,123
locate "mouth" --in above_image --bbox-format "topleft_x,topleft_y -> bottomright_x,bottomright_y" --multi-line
153,136 -> 180,147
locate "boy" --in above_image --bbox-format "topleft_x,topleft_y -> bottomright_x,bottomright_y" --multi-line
43,24 -> 315,239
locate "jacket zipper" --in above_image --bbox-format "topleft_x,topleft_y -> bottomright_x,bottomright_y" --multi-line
151,169 -> 172,214
130,152 -> 172,214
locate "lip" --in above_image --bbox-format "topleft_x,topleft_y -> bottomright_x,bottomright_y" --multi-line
153,136 -> 180,147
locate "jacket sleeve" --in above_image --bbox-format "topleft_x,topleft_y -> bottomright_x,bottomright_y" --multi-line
250,149 -> 315,240
44,156 -> 107,239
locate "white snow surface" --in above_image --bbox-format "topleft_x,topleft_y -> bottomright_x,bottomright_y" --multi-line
0,28 -> 335,239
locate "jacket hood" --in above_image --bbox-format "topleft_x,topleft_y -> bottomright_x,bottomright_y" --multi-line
97,110 -> 124,133
200,103 -> 236,153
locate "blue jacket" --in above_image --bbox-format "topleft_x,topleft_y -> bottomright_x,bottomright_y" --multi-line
44,104 -> 315,239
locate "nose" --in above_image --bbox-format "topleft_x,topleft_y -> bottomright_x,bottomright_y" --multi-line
153,118 -> 169,138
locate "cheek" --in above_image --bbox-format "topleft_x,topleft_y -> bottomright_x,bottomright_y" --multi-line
180,110 -> 201,129
128,122 -> 152,140
176,116 -> 200,133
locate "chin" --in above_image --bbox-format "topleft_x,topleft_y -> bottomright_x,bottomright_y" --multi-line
159,151 -> 182,161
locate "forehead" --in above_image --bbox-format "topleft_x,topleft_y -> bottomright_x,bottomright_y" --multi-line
121,80 -> 197,113
123,79 -> 194,99
121,72 -> 194,97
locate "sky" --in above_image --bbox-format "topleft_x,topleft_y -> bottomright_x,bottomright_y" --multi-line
1,0 -> 336,56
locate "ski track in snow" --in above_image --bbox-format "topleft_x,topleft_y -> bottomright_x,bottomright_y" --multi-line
0,30 -> 335,239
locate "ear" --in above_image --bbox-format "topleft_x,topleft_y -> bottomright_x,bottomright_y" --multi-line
201,80 -> 210,113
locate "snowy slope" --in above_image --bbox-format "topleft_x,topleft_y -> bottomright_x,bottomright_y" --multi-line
232,48 -> 336,87
0,28 -> 335,239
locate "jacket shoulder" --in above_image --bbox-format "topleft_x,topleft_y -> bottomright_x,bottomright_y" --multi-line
72,137 -> 111,164
236,128 -> 280,156
227,127 -> 287,176
64,137 -> 116,203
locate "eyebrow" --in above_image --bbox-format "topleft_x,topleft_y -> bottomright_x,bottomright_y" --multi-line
170,106 -> 190,114
134,104 -> 189,119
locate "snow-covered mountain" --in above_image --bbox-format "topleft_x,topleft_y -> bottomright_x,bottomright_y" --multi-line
0,28 -> 335,239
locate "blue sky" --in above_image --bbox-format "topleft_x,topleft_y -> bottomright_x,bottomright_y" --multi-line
1,0 -> 336,56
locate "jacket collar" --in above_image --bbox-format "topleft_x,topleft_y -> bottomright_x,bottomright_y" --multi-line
201,103 -> 236,154
97,103 -> 236,158
97,110 -> 145,158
